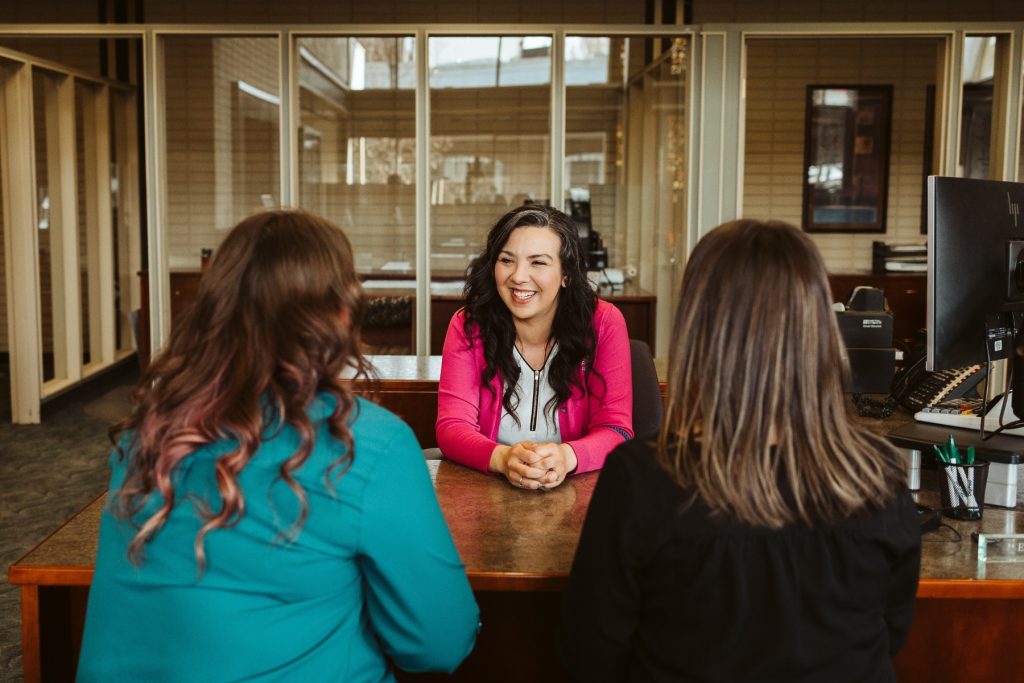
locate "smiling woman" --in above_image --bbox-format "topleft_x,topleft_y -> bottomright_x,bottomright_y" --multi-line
436,204 -> 633,490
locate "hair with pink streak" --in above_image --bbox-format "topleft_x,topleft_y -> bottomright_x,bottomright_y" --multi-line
109,210 -> 371,571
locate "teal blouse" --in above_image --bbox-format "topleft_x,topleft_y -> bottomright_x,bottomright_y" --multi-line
78,395 -> 479,682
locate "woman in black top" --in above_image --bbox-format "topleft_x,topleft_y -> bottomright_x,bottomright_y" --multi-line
561,219 -> 920,682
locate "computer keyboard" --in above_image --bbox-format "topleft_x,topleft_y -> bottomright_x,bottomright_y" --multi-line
915,395 -> 1024,436
917,397 -> 987,415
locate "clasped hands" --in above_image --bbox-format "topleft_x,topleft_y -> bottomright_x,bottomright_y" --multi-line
489,441 -> 578,490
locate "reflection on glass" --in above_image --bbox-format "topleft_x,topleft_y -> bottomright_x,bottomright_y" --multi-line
33,69 -> 55,381
429,36 -> 551,88
564,35 -> 688,297
297,36 -> 416,354
429,36 -> 552,321
960,36 -> 995,179
162,36 -> 280,270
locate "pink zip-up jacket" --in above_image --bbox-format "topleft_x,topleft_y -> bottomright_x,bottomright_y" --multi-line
436,299 -> 633,474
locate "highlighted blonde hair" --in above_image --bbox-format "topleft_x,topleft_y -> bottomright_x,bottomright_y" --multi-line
658,219 -> 904,527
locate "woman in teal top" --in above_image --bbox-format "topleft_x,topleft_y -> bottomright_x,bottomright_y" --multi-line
78,211 -> 479,682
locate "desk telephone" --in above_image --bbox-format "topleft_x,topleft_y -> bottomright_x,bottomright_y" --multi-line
891,345 -> 987,412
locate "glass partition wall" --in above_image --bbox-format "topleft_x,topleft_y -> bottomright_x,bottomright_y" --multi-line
0,27 -> 695,425
296,36 -> 417,353
150,29 -> 693,358
162,36 -> 281,268
427,35 -> 553,353
565,35 -> 689,346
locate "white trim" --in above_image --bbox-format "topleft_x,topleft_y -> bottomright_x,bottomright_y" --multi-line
238,79 -> 281,106
298,45 -> 349,91
144,29 -> 170,353
551,30 -> 565,209
416,30 -> 431,354
0,46 -> 133,90
1,61 -> 42,423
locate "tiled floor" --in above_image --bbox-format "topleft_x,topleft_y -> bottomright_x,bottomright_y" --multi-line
0,362 -> 137,682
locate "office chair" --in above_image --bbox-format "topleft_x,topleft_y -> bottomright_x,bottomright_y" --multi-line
629,339 -> 663,439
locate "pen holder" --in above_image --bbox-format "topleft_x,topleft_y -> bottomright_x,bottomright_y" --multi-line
937,460 -> 989,520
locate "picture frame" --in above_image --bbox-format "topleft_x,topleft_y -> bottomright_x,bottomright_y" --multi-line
802,84 -> 893,233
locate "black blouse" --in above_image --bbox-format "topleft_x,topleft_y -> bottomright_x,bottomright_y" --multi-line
560,438 -> 921,683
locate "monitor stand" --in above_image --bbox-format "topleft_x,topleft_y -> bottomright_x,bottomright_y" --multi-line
888,412 -> 1022,508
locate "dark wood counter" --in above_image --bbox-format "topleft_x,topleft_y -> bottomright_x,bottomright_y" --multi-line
11,392 -> 1024,682
828,271 -> 925,350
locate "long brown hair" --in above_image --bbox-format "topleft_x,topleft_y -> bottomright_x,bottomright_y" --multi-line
657,219 -> 905,527
110,210 -> 371,569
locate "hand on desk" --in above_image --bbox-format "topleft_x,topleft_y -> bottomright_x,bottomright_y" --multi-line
489,441 -> 578,490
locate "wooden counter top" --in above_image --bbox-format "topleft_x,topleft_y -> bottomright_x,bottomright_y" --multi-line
11,404 -> 1024,683
427,461 -> 597,591
12,458 -> 1024,596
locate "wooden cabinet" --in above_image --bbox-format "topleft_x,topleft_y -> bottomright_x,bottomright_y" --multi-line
828,272 -> 925,351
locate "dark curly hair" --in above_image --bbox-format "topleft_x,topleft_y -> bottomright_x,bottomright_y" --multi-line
463,204 -> 599,425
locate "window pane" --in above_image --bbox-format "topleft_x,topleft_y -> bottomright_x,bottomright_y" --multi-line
429,36 -> 551,88
33,69 -> 56,381
297,36 -> 416,354
564,35 -> 689,298
111,91 -> 138,354
959,35 -> 995,179
162,36 -> 280,271
428,35 -> 552,352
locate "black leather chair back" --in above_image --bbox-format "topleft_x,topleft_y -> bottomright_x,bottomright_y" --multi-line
629,339 -> 663,438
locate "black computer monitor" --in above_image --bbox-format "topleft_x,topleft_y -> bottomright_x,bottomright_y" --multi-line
927,176 -> 1024,405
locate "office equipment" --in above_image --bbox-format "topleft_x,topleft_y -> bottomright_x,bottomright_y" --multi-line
913,394 -> 1024,438
923,176 -> 1024,426
872,241 -> 927,273
903,449 -> 921,490
568,199 -> 592,240
587,268 -> 625,287
567,199 -> 608,268
827,273 -> 924,351
890,346 -> 986,411
887,421 -> 1022,507
836,286 -> 896,394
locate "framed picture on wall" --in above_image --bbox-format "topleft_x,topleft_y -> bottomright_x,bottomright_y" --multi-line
802,85 -> 893,233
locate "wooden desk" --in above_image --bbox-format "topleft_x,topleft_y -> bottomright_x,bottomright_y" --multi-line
11,402 -> 1024,682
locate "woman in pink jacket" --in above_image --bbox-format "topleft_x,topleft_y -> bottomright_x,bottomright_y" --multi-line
436,204 -> 632,490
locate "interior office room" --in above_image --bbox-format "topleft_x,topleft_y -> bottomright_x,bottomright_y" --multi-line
1,0 -> 1023,681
